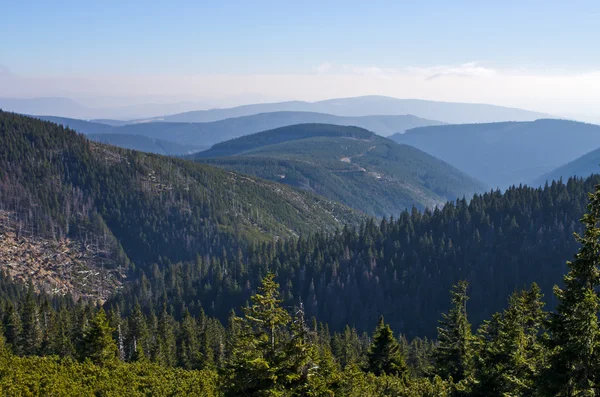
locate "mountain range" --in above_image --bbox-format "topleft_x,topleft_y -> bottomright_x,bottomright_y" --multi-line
193,123 -> 486,217
3,95 -> 549,124
33,112 -> 444,154
144,95 -> 549,124
391,119 -> 600,188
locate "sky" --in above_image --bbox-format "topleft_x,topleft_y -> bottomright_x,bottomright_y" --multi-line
1,0 -> 600,119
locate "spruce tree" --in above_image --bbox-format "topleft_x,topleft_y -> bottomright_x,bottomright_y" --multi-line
543,184 -> 600,396
224,273 -> 311,396
366,316 -> 408,377
80,309 -> 118,366
21,283 -> 42,356
3,302 -> 22,356
474,284 -> 546,397
434,281 -> 474,383
178,309 -> 201,369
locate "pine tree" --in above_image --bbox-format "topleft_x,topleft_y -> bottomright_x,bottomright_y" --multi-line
47,309 -> 75,358
21,283 -> 42,355
3,302 -> 22,356
80,309 -> 118,366
156,304 -> 177,367
543,184 -> 600,396
474,284 -> 546,397
366,316 -> 408,377
126,303 -> 150,362
178,309 -> 201,369
332,325 -> 364,369
224,273 -> 311,396
434,281 -> 473,384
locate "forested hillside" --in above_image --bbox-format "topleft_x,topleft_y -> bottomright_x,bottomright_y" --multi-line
0,112 -> 362,297
109,175 -> 596,340
194,124 -> 485,217
392,119 -> 600,187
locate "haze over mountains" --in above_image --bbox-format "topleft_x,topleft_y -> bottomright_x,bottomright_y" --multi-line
3,95 -> 549,124
0,97 -> 211,120
36,111 -> 443,153
536,146 -> 600,185
193,123 -> 485,217
391,119 -> 600,188
144,95 -> 549,124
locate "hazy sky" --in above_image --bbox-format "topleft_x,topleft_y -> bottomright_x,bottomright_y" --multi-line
2,0 -> 600,118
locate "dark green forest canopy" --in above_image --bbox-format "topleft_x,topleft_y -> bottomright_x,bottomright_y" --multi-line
111,175 -> 594,339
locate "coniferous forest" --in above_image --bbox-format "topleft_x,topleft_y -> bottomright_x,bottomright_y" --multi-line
3,112 -> 600,396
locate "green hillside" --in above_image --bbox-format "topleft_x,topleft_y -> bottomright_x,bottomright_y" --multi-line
0,112 -> 363,294
193,124 -> 486,217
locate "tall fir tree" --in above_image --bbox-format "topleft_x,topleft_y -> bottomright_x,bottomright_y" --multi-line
80,309 -> 118,366
223,273 -> 313,396
21,283 -> 42,356
366,316 -> 408,378
3,302 -> 22,356
543,184 -> 600,396
473,284 -> 546,397
434,281 -> 474,384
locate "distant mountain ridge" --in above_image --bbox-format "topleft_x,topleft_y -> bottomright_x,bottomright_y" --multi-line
3,95 -> 550,124
391,119 -> 600,188
535,147 -> 600,185
193,123 -> 486,217
87,133 -> 207,155
33,112 -> 444,152
151,95 -> 549,124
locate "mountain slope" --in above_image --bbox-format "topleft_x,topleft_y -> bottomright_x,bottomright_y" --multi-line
192,124 -> 486,217
391,119 -> 600,188
535,146 -> 600,184
0,112 -> 363,296
154,95 -> 549,124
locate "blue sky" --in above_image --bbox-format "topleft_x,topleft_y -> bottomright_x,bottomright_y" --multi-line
3,0 -> 599,74
1,0 -> 600,118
